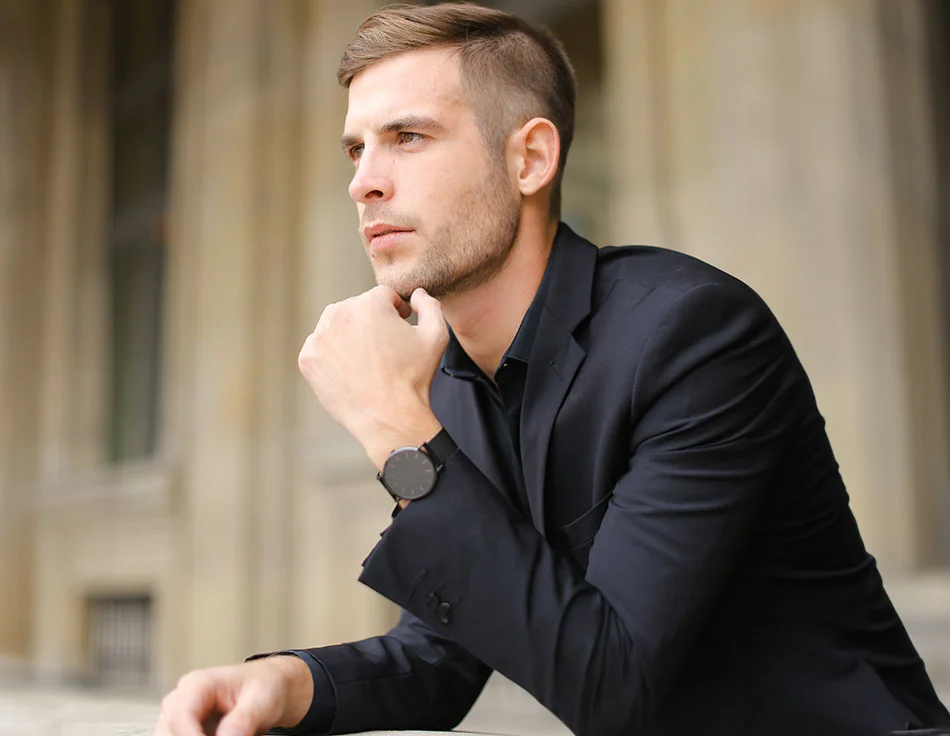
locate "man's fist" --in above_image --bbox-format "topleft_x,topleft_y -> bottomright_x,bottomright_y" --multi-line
153,656 -> 312,736
298,286 -> 446,467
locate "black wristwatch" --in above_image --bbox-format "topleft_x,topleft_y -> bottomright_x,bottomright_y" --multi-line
376,429 -> 458,501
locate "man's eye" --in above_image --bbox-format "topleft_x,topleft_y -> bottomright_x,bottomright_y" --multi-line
347,144 -> 364,161
397,132 -> 423,145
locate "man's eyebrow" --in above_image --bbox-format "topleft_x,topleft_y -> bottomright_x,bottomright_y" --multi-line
340,115 -> 446,151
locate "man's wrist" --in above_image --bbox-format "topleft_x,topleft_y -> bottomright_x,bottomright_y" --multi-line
363,411 -> 444,470
267,653 -> 314,728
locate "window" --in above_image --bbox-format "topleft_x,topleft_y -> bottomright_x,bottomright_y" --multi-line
108,0 -> 176,461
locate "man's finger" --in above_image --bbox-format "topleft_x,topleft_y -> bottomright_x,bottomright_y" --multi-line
158,706 -> 207,736
395,297 -> 413,320
161,673 -> 219,736
373,285 -> 412,319
153,709 -> 201,736
409,288 -> 445,335
215,684 -> 275,736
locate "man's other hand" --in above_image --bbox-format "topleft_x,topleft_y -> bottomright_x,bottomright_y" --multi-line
153,655 -> 312,736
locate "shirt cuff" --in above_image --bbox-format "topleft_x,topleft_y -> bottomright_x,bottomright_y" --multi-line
244,649 -> 337,734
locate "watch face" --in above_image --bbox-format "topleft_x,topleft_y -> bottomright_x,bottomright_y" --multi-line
383,448 -> 438,500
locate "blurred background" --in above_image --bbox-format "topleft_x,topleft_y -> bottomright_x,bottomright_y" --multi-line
0,0 -> 948,733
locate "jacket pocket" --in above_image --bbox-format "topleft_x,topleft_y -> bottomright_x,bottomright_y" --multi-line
549,493 -> 612,570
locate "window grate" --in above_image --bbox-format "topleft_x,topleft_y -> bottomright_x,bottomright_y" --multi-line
88,595 -> 153,689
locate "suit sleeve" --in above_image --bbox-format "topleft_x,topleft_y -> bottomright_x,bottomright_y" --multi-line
357,282 -> 801,735
299,608 -> 491,734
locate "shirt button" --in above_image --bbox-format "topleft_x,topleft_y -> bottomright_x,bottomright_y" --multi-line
438,601 -> 452,624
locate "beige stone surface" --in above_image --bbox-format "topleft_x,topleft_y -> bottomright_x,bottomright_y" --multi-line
0,686 -> 158,736
0,675 -> 570,736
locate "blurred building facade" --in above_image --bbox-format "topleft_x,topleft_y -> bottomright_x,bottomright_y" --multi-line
0,0 -> 948,695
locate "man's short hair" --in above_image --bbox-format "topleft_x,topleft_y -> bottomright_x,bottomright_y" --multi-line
338,2 -> 576,217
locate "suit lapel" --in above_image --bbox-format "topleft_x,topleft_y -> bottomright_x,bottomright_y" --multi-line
521,226 -> 598,536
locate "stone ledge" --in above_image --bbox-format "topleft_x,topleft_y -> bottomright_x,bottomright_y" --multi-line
887,572 -> 950,696
887,572 -> 950,618
30,458 -> 178,515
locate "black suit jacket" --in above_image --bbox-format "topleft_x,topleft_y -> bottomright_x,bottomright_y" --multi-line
302,225 -> 950,735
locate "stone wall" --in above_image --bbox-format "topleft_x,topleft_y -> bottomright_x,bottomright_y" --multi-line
0,0 -> 947,696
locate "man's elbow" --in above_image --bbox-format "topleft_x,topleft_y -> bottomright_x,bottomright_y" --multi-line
559,659 -> 655,736
412,675 -> 487,731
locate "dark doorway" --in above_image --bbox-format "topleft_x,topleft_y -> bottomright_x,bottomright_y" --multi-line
925,0 -> 950,565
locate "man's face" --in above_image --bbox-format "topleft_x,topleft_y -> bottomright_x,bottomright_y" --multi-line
342,47 -> 520,300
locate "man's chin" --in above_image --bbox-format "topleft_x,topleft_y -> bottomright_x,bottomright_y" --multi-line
374,264 -> 456,301
374,273 -> 422,303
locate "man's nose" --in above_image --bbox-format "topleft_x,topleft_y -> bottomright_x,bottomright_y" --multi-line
348,150 -> 394,204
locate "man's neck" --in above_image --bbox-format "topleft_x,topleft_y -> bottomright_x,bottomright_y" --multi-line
441,215 -> 559,378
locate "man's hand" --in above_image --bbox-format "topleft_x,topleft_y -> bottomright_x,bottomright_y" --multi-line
298,286 -> 447,468
153,656 -> 312,736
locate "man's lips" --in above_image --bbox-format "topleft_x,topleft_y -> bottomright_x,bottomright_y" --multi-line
363,224 -> 414,251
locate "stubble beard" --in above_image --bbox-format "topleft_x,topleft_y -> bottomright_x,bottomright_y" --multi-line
369,162 -> 521,301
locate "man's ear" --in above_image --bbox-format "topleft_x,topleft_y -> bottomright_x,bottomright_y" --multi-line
510,117 -> 560,197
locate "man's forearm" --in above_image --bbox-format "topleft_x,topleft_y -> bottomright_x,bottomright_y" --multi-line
300,610 -> 491,733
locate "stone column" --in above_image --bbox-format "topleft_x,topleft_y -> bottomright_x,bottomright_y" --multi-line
166,0 -> 271,669
876,0 -> 950,568
0,0 -> 49,668
240,0 -> 305,657
29,0 -> 150,683
35,0 -> 83,484
288,0 -> 397,649
602,0 -> 676,248
160,0 -> 396,680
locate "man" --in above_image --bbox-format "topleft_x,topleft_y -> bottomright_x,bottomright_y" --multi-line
154,4 -> 950,736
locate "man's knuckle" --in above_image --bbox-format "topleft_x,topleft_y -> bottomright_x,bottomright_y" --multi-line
160,690 -> 176,711
178,668 -> 213,692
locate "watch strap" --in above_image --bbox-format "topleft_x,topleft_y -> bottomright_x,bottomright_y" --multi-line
422,428 -> 458,469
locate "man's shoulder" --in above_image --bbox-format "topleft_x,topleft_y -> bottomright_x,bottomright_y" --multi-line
595,243 -> 740,290
589,242 -> 759,314
555,225 -> 748,303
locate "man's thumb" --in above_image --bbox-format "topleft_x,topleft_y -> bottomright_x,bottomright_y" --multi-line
410,288 -> 445,334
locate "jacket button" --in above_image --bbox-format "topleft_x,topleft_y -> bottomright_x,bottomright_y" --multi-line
438,601 -> 451,624
426,592 -> 440,612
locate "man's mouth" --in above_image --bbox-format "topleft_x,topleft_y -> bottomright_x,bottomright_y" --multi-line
363,223 -> 414,251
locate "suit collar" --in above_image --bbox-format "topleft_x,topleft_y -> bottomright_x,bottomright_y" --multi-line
541,222 -> 598,333
520,224 -> 597,535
